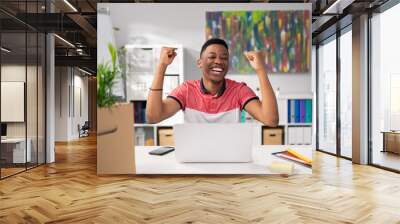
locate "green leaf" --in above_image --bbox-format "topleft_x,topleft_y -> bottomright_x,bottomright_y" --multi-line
97,43 -> 121,108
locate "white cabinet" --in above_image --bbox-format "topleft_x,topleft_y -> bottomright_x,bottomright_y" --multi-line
12,139 -> 32,163
1,138 -> 32,163
287,126 -> 312,145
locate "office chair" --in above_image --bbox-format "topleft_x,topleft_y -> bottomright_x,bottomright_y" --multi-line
79,121 -> 90,138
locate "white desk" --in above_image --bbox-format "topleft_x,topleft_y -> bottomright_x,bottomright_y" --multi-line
1,138 -> 31,163
135,145 -> 312,175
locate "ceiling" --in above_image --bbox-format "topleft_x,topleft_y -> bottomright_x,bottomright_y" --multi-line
0,0 -> 392,75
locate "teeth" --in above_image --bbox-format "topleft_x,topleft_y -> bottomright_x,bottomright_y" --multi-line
212,68 -> 223,72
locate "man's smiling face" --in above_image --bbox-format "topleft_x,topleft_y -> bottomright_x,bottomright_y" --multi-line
198,44 -> 229,83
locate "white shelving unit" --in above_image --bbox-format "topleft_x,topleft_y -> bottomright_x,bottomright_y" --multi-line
124,44 -> 184,146
277,93 -> 313,145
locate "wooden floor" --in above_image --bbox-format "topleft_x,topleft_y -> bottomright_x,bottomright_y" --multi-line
1,163 -> 45,178
1,136 -> 400,223
372,150 -> 400,171
1,167 -> 26,178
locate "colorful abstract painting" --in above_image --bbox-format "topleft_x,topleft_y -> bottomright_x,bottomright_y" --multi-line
206,10 -> 311,74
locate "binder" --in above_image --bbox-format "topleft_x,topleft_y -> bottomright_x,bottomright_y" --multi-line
305,99 -> 312,123
142,107 -> 147,123
300,100 -> 305,123
295,100 -> 300,123
278,99 -> 287,125
134,101 -> 146,123
290,100 -> 295,123
288,100 -> 291,123
133,102 -> 140,123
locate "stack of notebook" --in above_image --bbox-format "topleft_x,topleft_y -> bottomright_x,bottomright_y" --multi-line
272,149 -> 312,167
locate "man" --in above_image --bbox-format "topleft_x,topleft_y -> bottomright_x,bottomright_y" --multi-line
146,38 -> 278,126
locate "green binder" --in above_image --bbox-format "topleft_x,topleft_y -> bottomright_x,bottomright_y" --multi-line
305,99 -> 312,123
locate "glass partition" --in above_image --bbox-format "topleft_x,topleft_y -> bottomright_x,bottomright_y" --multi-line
27,30 -> 38,169
1,30 -> 28,177
0,1 -> 46,179
371,3 -> 400,171
339,28 -> 352,158
317,36 -> 337,155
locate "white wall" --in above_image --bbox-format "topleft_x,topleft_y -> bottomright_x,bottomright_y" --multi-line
101,3 -> 312,94
1,65 -> 26,139
72,74 -> 89,137
55,67 -> 89,141
1,65 -> 26,81
79,75 -> 89,124
97,7 -> 124,98
97,9 -> 117,65
1,82 -> 25,123
311,45 -> 317,149
227,74 -> 311,96
1,65 -> 32,137
55,67 -> 69,141
2,64 -> 47,163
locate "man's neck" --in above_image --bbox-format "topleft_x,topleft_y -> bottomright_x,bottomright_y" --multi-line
202,78 -> 224,96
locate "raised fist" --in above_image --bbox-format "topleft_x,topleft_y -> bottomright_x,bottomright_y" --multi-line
159,47 -> 177,66
244,51 -> 266,72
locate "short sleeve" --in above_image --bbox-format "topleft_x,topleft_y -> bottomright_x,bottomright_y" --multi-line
238,83 -> 259,111
167,82 -> 188,110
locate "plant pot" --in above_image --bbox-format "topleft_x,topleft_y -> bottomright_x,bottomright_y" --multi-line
97,102 -> 135,174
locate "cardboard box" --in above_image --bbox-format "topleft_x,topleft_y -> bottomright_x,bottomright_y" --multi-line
263,128 -> 284,145
158,128 -> 174,146
97,103 -> 135,174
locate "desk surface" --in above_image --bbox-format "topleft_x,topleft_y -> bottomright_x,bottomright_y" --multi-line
135,145 -> 312,175
1,138 -> 26,143
381,131 -> 400,134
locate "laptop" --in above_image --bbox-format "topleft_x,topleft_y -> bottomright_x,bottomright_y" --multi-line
173,123 -> 255,163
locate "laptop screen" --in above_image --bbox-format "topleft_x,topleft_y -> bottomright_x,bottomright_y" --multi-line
1,123 -> 7,137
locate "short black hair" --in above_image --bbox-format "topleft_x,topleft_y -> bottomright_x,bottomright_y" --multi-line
200,38 -> 229,56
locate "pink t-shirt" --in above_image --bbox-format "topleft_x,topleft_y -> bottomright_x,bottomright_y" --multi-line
168,78 -> 259,123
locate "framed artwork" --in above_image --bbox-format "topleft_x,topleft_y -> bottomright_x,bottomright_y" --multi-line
206,10 -> 311,74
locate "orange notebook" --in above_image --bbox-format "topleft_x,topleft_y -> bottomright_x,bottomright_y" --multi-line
272,151 -> 312,168
287,149 -> 312,164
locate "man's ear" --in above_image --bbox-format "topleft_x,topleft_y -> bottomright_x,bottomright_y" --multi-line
197,58 -> 202,68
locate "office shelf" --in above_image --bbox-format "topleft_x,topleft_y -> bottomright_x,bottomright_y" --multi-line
126,45 -> 184,146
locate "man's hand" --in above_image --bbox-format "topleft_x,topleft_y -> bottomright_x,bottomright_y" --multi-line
244,51 -> 266,72
159,47 -> 177,66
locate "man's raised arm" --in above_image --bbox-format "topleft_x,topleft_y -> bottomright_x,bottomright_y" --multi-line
243,51 -> 279,127
146,47 -> 181,123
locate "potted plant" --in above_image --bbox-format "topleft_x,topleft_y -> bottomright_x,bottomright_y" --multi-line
97,43 -> 135,175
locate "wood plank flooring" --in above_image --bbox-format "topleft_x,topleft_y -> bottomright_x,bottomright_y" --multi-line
372,151 -> 400,171
1,167 -> 26,178
1,135 -> 400,223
